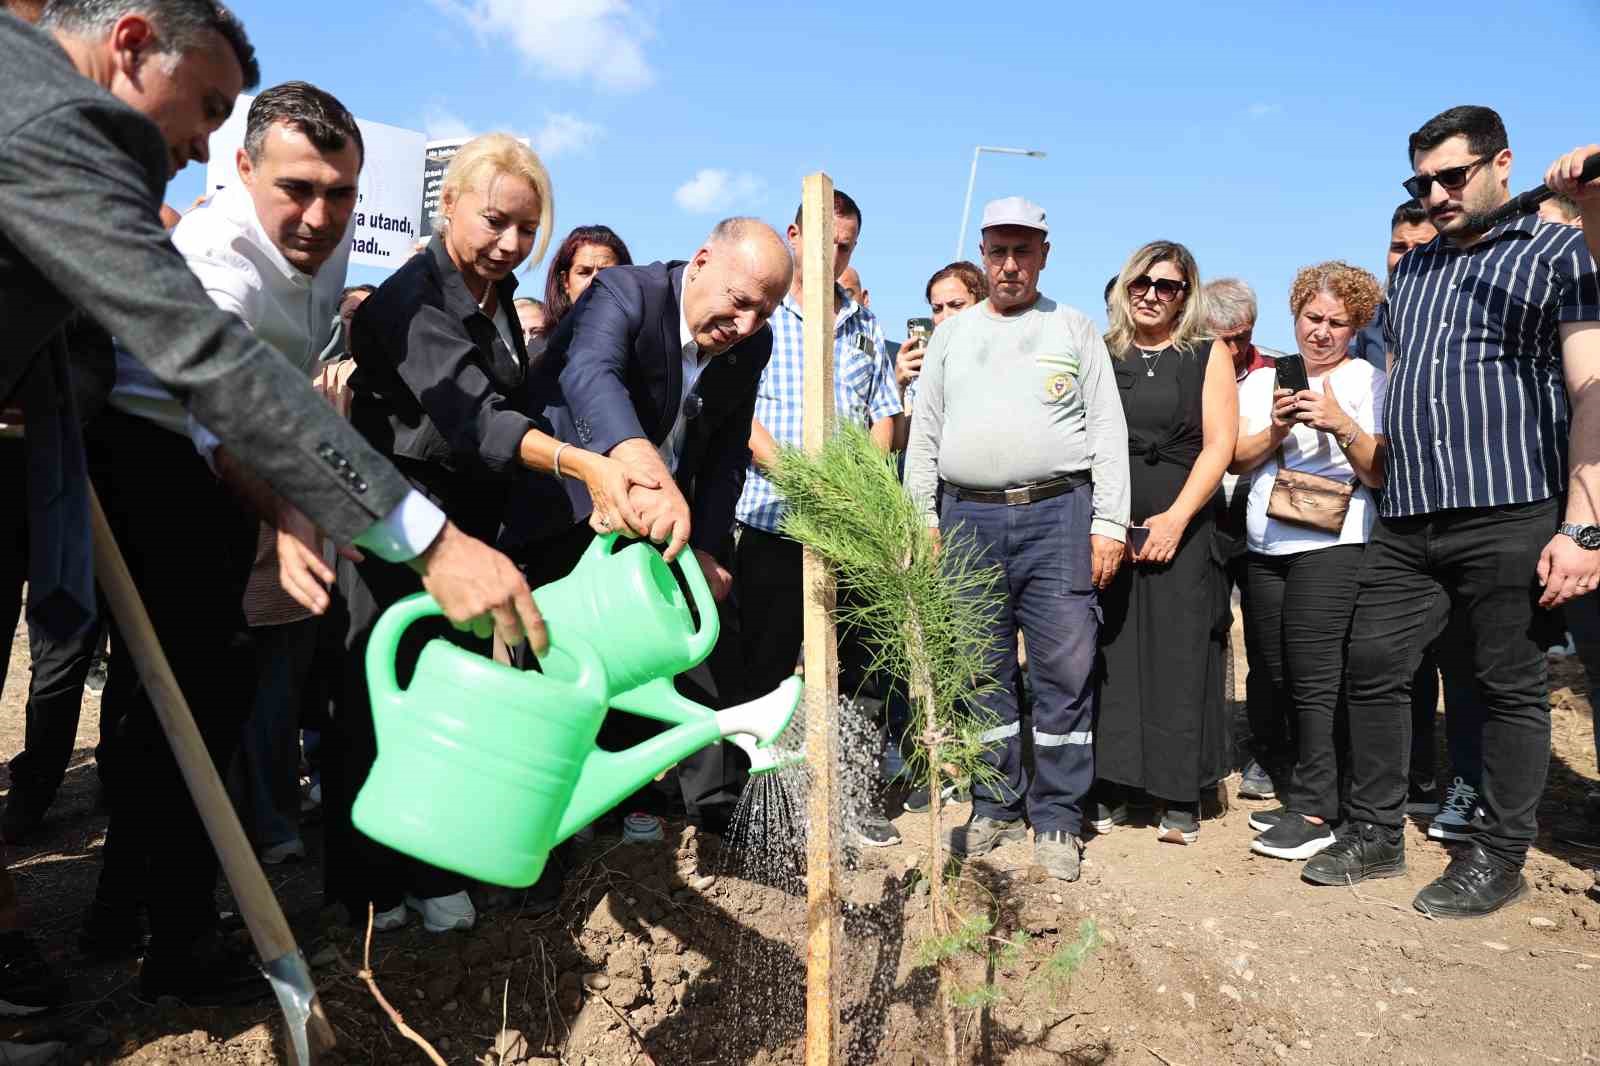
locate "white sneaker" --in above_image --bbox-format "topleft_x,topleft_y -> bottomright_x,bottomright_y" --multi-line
1427,777 -> 1481,842
405,891 -> 476,933
259,837 -> 306,865
371,903 -> 409,932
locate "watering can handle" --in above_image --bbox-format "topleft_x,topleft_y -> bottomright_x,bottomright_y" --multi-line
365,592 -> 444,709
586,530 -> 719,664
670,538 -> 719,663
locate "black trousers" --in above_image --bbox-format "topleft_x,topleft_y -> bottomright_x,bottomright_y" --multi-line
1244,545 -> 1364,821
734,524 -> 872,703
86,411 -> 258,948
1,439 -> 116,811
324,552 -> 470,914
1225,550 -> 1296,766
1345,499 -> 1559,865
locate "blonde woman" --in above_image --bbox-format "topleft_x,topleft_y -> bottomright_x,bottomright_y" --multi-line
1232,262 -> 1385,862
327,135 -> 651,935
1093,240 -> 1238,846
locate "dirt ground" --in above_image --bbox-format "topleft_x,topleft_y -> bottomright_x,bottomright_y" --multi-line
1,610 -> 1597,1066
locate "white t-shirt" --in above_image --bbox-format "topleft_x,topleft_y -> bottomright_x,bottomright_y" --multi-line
1240,359 -> 1388,555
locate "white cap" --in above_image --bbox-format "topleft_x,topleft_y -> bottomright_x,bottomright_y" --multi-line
980,196 -> 1048,235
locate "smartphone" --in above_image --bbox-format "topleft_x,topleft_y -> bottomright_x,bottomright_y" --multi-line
906,317 -> 934,346
1275,353 -> 1310,393
1128,526 -> 1151,554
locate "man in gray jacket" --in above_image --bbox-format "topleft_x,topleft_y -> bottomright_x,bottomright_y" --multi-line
0,0 -> 543,1009
905,197 -> 1130,883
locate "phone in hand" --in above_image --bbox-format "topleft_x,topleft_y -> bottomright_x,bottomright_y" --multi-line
1275,353 -> 1310,393
906,317 -> 934,347
1128,525 -> 1151,555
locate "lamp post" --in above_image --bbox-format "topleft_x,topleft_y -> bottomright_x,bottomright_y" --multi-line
955,145 -> 1047,259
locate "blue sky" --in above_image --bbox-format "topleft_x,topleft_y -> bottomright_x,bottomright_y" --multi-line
174,0 -> 1600,347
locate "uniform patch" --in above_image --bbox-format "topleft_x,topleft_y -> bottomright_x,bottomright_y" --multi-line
1044,371 -> 1075,402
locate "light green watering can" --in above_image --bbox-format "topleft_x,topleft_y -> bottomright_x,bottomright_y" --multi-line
352,532 -> 803,887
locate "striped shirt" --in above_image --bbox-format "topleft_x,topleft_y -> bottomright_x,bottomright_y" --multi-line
736,287 -> 902,533
1381,214 -> 1600,518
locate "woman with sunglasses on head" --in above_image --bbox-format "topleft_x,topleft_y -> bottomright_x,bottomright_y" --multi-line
1231,262 -> 1385,863
1092,240 -> 1238,846
327,135 -> 654,934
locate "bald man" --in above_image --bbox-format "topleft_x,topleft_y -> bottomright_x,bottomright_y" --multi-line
506,216 -> 791,832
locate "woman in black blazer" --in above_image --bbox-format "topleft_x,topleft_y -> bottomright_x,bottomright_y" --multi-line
326,134 -> 653,932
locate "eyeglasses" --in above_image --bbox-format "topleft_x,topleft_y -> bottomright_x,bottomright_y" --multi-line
1402,155 -> 1491,199
1127,275 -> 1188,303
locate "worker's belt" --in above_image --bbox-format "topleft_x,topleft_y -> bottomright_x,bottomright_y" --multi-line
943,471 -> 1090,506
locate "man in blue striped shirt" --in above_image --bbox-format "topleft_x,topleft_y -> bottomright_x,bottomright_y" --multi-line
1304,106 -> 1600,918
732,189 -> 902,844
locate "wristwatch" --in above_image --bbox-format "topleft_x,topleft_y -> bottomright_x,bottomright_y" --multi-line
1559,522 -> 1600,550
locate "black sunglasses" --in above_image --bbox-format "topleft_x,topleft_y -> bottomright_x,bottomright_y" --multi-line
1127,275 -> 1188,303
1402,155 -> 1491,199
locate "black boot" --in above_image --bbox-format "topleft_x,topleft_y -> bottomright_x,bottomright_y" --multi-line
1412,843 -> 1528,918
139,930 -> 268,1005
0,931 -> 66,1016
1301,820 -> 1405,886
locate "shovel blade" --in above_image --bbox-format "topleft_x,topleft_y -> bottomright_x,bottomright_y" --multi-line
264,949 -> 336,1065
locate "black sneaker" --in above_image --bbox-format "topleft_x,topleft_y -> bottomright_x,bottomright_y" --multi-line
1250,815 -> 1336,861
1301,820 -> 1405,886
0,932 -> 66,1017
1405,778 -> 1441,817
1087,801 -> 1129,835
1248,806 -> 1288,832
1238,760 -> 1276,800
139,933 -> 269,1005
1,788 -> 49,845
1412,844 -> 1529,918
853,816 -> 902,848
78,900 -> 147,961
901,781 -> 959,815
1156,806 -> 1199,845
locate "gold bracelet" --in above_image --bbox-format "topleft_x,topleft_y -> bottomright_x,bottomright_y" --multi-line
1337,425 -> 1360,449
553,442 -> 571,479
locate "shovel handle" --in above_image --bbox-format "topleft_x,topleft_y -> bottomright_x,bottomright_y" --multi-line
89,486 -> 329,1057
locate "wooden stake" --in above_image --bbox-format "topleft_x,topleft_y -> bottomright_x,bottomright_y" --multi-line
800,171 -> 840,1066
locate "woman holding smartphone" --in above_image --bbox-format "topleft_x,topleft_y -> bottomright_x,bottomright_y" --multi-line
1230,261 -> 1386,861
1093,240 -> 1237,846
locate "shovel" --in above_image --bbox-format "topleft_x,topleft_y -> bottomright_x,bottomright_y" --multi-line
89,485 -> 334,1065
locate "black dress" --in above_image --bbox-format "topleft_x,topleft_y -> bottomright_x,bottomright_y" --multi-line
1095,341 -> 1230,805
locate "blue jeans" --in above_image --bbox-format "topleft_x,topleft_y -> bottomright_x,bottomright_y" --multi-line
941,484 -> 1099,835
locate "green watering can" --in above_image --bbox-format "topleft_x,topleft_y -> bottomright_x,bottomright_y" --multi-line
352,533 -> 804,888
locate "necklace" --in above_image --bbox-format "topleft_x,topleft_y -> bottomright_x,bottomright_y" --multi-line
1137,345 -> 1167,377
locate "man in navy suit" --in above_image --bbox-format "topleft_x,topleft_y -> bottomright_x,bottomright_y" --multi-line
519,217 -> 791,582
512,217 -> 791,830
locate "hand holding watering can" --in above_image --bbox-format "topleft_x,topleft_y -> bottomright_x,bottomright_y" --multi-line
353,533 -> 802,887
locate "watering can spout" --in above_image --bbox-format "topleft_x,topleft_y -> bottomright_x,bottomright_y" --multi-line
718,676 -> 805,775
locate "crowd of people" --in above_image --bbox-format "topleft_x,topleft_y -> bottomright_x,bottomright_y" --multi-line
1,2 -> 1599,1051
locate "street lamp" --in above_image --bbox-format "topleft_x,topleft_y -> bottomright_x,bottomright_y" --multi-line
955,145 -> 1047,259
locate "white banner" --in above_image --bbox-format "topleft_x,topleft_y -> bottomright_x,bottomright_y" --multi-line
205,98 -> 426,270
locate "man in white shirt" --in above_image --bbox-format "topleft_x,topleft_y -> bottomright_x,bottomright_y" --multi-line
83,81 -> 369,1005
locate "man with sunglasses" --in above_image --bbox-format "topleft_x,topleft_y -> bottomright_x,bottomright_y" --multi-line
1304,106 -> 1600,918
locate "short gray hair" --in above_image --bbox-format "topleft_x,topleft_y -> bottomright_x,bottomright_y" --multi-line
1204,277 -> 1258,332
40,0 -> 259,88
